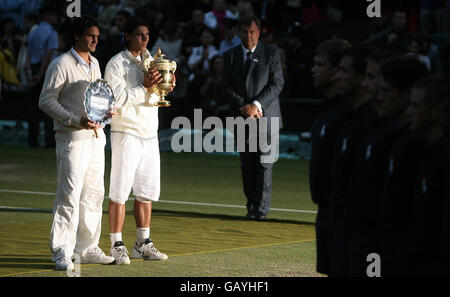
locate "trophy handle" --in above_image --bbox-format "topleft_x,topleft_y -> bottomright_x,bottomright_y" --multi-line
171,61 -> 177,73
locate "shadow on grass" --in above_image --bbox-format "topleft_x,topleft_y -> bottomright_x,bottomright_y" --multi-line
0,207 -> 315,227
0,255 -> 54,271
150,209 -> 316,227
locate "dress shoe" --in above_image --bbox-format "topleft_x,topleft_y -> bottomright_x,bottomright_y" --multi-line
255,214 -> 267,221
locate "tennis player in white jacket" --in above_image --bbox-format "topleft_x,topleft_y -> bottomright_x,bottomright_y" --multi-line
39,16 -> 115,271
104,19 -> 175,264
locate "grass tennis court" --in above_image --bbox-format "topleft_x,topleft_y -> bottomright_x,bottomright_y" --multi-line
0,145 -> 321,277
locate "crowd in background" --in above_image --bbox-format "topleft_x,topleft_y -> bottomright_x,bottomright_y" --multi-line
1,0 -> 450,129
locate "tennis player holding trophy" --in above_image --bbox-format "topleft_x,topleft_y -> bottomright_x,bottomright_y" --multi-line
104,18 -> 176,265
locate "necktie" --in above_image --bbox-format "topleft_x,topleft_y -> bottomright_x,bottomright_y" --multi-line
245,51 -> 254,74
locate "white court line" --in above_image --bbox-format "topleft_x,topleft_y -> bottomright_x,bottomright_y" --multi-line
0,189 -> 317,214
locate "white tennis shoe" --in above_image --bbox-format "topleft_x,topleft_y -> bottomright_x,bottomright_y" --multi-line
79,246 -> 115,264
131,239 -> 168,260
111,241 -> 131,265
54,257 -> 74,271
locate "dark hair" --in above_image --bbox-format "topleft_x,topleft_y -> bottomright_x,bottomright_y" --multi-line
39,4 -> 58,16
223,17 -> 238,29
341,44 -> 375,76
70,15 -> 99,46
124,18 -> 148,36
413,76 -> 450,107
201,26 -> 215,36
413,75 -> 450,134
315,39 -> 351,68
239,15 -> 261,30
367,49 -> 401,64
381,56 -> 430,92
24,13 -> 39,24
116,10 -> 132,21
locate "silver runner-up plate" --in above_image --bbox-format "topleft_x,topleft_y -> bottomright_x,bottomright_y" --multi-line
84,79 -> 115,126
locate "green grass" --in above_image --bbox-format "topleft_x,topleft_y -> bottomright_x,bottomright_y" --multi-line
0,145 -> 320,277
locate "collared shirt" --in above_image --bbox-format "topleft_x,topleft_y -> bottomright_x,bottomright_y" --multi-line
241,44 -> 257,63
27,21 -> 58,64
241,44 -> 262,113
219,35 -> 241,55
70,47 -> 97,81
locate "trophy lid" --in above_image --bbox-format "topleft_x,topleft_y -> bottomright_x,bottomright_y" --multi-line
152,48 -> 177,71
153,48 -> 169,63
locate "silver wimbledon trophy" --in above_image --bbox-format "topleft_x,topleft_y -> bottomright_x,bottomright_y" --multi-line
84,79 -> 115,137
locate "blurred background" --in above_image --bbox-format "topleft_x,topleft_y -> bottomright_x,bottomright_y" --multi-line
1,0 -> 449,158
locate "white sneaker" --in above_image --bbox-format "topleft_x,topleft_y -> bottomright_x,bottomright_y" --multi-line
55,257 -> 74,271
131,239 -> 168,260
80,246 -> 115,264
111,241 -> 131,265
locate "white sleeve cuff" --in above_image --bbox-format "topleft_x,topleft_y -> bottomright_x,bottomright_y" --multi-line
252,100 -> 263,114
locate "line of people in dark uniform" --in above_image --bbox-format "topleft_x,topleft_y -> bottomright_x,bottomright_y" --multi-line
309,39 -> 450,277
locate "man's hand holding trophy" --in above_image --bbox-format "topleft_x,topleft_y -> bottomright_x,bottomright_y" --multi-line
142,48 -> 177,107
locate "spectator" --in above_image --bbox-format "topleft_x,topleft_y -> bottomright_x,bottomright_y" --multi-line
204,0 -> 238,41
181,8 -> 207,58
96,9 -> 131,72
1,18 -> 20,61
27,4 -> 59,147
96,0 -> 118,41
185,27 -> 219,119
151,19 -> 183,63
407,33 -> 432,70
445,0 -> 450,34
419,32 -> 443,74
0,41 -> 20,86
0,0 -> 25,30
16,13 -> 38,88
187,27 -> 219,79
283,22 -> 314,98
200,54 -> 226,118
386,9 -> 412,52
371,9 -> 412,53
236,0 -> 255,19
219,17 -> 241,55
419,0 -> 445,34
325,0 -> 343,23
151,18 -> 187,101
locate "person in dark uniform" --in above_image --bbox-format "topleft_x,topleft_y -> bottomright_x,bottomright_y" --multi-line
440,110 -> 450,275
376,57 -> 430,276
309,39 -> 351,276
328,45 -> 378,277
348,55 -> 429,277
405,76 -> 450,276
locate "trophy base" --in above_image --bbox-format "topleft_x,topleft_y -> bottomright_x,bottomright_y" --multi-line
154,100 -> 171,107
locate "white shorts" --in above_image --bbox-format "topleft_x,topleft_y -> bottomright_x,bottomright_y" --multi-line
109,132 -> 160,204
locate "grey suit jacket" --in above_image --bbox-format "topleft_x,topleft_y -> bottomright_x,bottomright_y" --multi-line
221,42 -> 284,129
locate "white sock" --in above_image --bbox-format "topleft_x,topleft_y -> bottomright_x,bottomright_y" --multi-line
136,227 -> 150,245
110,232 -> 122,247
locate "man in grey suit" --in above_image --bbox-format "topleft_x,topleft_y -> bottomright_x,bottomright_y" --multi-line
221,15 -> 284,221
